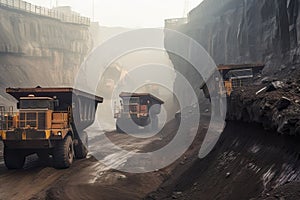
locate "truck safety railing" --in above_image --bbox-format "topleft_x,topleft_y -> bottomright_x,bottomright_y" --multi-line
0,106 -> 14,130
0,0 -> 90,26
0,112 -> 17,131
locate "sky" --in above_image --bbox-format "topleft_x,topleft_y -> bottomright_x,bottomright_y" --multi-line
26,0 -> 203,28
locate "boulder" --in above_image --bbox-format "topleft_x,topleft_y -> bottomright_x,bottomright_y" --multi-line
276,97 -> 291,111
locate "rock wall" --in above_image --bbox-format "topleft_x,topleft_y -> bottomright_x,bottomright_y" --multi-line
166,0 -> 300,80
0,6 -> 92,105
164,0 -> 300,134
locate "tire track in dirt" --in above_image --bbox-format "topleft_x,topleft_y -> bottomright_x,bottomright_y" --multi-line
0,126 -> 169,200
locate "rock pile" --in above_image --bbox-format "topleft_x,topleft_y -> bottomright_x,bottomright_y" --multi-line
228,80 -> 300,136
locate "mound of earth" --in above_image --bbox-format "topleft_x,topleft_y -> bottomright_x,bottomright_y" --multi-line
228,78 -> 300,136
146,121 -> 300,200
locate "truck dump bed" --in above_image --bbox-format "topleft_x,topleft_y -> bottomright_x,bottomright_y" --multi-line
119,92 -> 164,105
7,87 -> 103,108
6,87 -> 103,131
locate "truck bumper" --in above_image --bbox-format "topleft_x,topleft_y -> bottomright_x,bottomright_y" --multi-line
3,129 -> 51,141
3,140 -> 54,149
117,116 -> 150,127
1,129 -> 63,149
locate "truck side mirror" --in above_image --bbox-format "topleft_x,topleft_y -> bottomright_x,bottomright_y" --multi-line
17,102 -> 20,109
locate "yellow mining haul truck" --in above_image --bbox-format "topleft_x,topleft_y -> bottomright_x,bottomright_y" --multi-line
201,63 -> 265,98
114,92 -> 164,133
0,87 -> 103,169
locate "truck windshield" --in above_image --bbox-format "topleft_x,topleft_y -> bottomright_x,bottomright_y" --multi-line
226,69 -> 253,80
20,99 -> 54,110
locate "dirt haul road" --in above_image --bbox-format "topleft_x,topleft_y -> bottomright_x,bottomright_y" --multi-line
0,129 -> 165,200
0,116 -> 206,200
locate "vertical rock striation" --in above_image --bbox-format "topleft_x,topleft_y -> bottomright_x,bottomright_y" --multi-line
0,6 -> 92,105
166,0 -> 300,81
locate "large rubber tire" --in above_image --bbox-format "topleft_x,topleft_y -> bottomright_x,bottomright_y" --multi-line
149,104 -> 161,115
53,136 -> 74,169
74,132 -> 88,159
116,124 -> 124,133
143,123 -> 150,132
151,115 -> 159,131
117,117 -> 142,133
4,147 -> 25,169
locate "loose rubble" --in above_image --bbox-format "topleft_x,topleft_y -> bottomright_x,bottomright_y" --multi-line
228,79 -> 300,136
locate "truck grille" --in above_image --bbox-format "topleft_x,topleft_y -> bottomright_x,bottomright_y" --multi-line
6,131 -> 22,140
19,112 -> 46,130
26,131 -> 46,139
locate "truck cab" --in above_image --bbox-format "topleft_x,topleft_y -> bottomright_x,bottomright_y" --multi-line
114,92 -> 164,133
18,96 -> 56,131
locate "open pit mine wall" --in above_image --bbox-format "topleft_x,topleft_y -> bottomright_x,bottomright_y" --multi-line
0,6 -> 93,105
165,0 -> 300,97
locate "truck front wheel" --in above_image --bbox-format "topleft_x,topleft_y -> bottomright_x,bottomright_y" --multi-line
74,132 -> 88,159
4,147 -> 25,169
53,136 -> 74,169
116,124 -> 124,133
151,115 -> 159,131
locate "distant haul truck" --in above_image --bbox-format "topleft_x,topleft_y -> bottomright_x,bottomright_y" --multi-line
114,92 -> 164,133
201,63 -> 265,98
0,87 -> 103,169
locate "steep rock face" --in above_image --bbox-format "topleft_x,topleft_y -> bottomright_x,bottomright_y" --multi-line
0,6 -> 92,105
166,0 -> 300,80
164,0 -> 300,136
